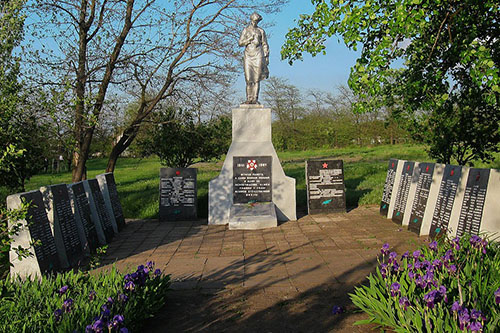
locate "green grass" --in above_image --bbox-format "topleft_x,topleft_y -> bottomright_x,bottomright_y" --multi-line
9,144 -> 500,219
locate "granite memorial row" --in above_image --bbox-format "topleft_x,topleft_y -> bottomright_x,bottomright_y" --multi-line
159,168 -> 197,222
380,159 -> 500,238
306,159 -> 346,214
7,173 -> 125,279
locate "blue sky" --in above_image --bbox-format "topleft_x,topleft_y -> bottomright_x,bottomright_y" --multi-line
234,0 -> 361,94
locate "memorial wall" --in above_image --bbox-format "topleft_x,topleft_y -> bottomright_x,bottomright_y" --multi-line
381,159 -> 499,239
7,173 -> 125,279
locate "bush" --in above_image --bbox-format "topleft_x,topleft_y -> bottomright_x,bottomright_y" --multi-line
0,262 -> 170,332
350,234 -> 500,332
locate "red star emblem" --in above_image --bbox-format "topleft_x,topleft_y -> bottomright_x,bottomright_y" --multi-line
425,166 -> 429,172
322,162 -> 328,168
407,165 -> 410,171
391,162 -> 395,168
450,169 -> 454,176
247,160 -> 257,171
476,172 -> 480,181
175,171 -> 181,176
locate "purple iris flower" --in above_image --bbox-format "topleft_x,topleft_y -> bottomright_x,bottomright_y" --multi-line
401,251 -> 409,260
432,259 -> 442,269
458,308 -> 470,330
124,274 -> 132,282
390,282 -> 401,297
92,319 -> 105,333
412,250 -> 422,259
495,287 -> 500,305
154,268 -> 162,277
137,264 -> 145,271
399,297 -> 410,310
408,271 -> 415,280
470,235 -> 481,245
469,321 -> 483,332
380,263 -> 388,279
124,280 -> 135,292
118,293 -> 129,304
58,285 -> 69,295
381,243 -> 390,256
389,252 -> 397,261
442,249 -> 454,263
147,261 -> 155,269
85,324 -> 93,333
452,237 -> 460,250
447,264 -> 457,274
107,297 -> 114,305
424,290 -> 437,308
120,328 -> 129,333
428,241 -> 438,251
415,275 -> 425,289
438,285 -> 448,302
331,305 -> 343,314
471,309 -> 485,321
54,309 -> 63,322
451,301 -> 461,312
62,298 -> 73,313
414,261 -> 423,270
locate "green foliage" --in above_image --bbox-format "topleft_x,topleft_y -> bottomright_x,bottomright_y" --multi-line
282,0 -> 500,165
350,234 -> 500,332
0,199 -> 31,279
0,0 -> 46,191
137,107 -> 231,168
0,263 -> 170,332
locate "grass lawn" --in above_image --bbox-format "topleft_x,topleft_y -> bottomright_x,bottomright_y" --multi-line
11,144 -> 500,219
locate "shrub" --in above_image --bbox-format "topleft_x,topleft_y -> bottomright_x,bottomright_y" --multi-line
0,262 -> 170,332
350,234 -> 500,332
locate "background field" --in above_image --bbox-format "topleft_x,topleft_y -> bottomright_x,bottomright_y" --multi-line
19,144 -> 500,219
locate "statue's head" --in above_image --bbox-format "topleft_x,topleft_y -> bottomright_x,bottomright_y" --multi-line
250,12 -> 262,23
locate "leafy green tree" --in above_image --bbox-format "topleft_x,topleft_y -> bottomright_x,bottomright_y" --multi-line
0,0 -> 46,192
137,108 -> 231,168
282,0 -> 499,165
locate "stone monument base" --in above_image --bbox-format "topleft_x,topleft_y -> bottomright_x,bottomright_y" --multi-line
229,202 -> 277,230
208,105 -> 296,226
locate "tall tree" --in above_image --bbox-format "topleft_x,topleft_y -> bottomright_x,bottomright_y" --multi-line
282,0 -> 499,165
0,0 -> 45,192
27,0 -> 286,181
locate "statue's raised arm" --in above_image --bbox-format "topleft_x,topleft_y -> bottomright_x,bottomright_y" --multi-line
239,12 -> 269,105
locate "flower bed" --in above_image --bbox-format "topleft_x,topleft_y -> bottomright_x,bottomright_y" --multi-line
0,262 -> 170,332
351,234 -> 500,332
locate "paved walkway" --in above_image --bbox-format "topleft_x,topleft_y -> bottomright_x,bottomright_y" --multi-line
97,206 -> 426,332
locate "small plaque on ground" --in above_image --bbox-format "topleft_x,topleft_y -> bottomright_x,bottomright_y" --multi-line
429,165 -> 462,238
306,159 -> 346,214
229,202 -> 277,230
380,159 -> 399,216
456,168 -> 490,237
159,168 -> 197,221
233,156 -> 272,204
392,161 -> 415,224
408,163 -> 435,234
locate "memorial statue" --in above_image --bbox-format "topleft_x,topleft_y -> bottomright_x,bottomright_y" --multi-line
239,12 -> 269,104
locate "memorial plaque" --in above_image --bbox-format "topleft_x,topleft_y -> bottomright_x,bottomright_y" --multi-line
380,159 -> 399,216
68,182 -> 99,253
87,179 -> 114,242
46,184 -> 84,268
306,159 -> 346,214
8,190 -> 61,277
97,173 -> 125,232
408,163 -> 435,234
159,168 -> 197,221
429,165 -> 462,238
233,156 -> 272,204
456,168 -> 490,237
392,161 -> 415,224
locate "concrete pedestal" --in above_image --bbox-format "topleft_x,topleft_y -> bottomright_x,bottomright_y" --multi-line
208,105 -> 296,226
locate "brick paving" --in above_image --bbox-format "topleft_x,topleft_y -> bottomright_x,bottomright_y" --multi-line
96,206 -> 426,332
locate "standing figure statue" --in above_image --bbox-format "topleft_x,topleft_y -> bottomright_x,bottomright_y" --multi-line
239,12 -> 269,104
